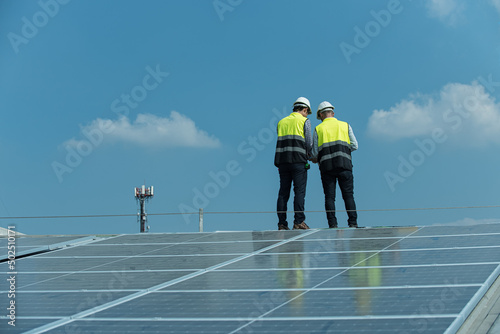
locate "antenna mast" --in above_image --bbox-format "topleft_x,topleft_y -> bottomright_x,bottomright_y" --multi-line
134,185 -> 154,233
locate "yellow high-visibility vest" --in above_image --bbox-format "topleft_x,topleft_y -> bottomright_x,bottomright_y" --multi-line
315,117 -> 352,171
316,118 -> 350,146
274,112 -> 307,166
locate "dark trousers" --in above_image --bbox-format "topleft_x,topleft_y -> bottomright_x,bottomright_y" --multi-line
277,163 -> 307,227
320,169 -> 357,227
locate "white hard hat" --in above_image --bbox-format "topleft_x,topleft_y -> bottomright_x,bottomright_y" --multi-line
317,101 -> 334,120
293,97 -> 312,114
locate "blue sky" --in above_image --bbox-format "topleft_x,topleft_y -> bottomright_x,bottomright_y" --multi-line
1,0 -> 500,235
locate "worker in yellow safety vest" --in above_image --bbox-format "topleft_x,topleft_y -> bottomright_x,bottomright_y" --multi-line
311,101 -> 359,228
274,97 -> 313,231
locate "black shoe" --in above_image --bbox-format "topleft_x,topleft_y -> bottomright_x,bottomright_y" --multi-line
329,224 -> 338,228
348,223 -> 358,228
278,224 -> 290,231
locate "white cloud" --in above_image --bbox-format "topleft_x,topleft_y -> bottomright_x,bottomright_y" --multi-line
425,0 -> 465,26
491,0 -> 500,13
367,80 -> 500,147
64,112 -> 221,149
367,97 -> 435,139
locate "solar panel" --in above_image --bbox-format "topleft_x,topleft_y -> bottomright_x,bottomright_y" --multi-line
1,223 -> 499,333
0,235 -> 97,260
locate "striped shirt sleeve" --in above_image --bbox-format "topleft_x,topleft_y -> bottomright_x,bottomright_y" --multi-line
348,125 -> 358,151
304,119 -> 313,158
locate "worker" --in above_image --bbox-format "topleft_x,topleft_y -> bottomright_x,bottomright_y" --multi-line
311,101 -> 358,228
274,97 -> 313,230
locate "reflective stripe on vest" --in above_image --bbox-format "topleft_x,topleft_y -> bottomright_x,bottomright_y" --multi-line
274,112 -> 307,166
316,118 -> 352,171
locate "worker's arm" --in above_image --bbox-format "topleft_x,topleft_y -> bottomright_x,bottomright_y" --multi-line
310,129 -> 318,163
349,125 -> 358,151
304,119 -> 313,158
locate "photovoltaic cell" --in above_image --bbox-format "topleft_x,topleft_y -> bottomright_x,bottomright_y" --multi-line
45,320 -> 246,334
318,264 -> 497,288
265,287 -> 480,318
90,233 -> 212,244
189,230 -> 308,242
387,234 -> 500,250
159,269 -> 346,291
221,247 -> 500,269
0,223 -> 499,333
40,240 -> 280,257
221,252 -> 381,270
298,226 -> 418,240
16,254 -> 241,272
409,223 -> 500,236
232,319 -> 456,334
262,238 -> 400,254
11,291 -> 134,317
0,235 -> 95,259
0,236 -> 87,248
50,318 -> 456,334
0,319 -> 58,334
2,270 -> 195,291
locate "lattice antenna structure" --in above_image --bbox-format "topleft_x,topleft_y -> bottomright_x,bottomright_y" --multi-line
134,185 -> 154,233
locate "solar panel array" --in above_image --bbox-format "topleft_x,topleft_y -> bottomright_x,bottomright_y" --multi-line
1,223 -> 500,333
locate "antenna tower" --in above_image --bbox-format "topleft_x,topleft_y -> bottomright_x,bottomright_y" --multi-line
134,185 -> 154,233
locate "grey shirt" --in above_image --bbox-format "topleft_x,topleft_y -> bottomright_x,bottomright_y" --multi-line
304,118 -> 313,158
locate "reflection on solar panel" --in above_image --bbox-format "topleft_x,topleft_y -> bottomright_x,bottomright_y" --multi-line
1,224 -> 499,333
